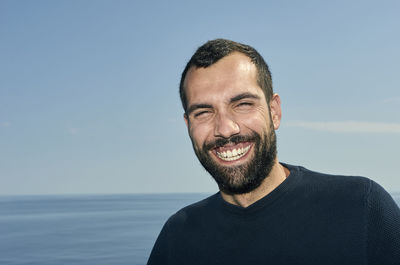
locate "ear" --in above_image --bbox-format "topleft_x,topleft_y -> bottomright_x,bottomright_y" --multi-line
184,113 -> 189,128
269,93 -> 282,130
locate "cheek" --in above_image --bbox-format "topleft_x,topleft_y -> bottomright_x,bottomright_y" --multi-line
238,112 -> 270,133
189,124 -> 211,146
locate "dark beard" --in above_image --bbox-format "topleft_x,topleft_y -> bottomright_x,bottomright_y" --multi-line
192,124 -> 277,195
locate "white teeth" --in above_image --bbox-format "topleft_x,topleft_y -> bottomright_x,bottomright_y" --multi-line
237,148 -> 243,155
216,145 -> 251,161
232,149 -> 238,156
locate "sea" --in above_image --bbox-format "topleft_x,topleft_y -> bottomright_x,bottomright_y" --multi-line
1,192 -> 399,265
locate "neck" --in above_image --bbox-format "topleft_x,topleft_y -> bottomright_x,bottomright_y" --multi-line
220,160 -> 289,208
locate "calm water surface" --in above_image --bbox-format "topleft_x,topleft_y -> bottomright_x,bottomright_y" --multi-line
1,193 -> 399,265
0,193 -> 208,265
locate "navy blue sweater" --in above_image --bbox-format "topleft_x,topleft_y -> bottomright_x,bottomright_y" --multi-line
147,164 -> 400,265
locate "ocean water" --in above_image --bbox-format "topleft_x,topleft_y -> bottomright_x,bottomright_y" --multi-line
0,193 -> 208,265
1,193 -> 399,265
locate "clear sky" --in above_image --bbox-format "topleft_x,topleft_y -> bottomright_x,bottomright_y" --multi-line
1,0 -> 399,195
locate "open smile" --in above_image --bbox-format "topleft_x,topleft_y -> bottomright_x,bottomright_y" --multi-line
213,142 -> 253,162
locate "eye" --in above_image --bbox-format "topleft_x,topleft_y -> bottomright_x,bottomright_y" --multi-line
234,101 -> 255,113
236,102 -> 253,108
193,110 -> 211,118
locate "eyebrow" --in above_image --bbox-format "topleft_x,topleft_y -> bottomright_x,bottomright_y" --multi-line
186,103 -> 213,115
186,93 -> 261,115
230,92 -> 261,103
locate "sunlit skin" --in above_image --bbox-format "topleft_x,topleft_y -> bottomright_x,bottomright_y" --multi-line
183,52 -> 289,208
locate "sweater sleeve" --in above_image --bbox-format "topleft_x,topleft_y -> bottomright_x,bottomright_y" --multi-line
367,179 -> 400,265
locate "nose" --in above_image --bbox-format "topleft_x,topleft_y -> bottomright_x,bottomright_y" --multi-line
214,111 -> 240,139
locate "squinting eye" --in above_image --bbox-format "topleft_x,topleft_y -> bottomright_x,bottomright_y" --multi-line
194,110 -> 210,118
237,102 -> 253,107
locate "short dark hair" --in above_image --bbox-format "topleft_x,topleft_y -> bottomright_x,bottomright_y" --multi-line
179,39 -> 273,113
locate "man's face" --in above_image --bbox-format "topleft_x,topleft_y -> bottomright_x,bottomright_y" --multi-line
183,52 -> 280,194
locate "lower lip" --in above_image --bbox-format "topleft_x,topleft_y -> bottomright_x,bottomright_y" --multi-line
212,143 -> 253,164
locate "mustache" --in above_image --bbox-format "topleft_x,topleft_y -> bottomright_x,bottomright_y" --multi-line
203,134 -> 258,151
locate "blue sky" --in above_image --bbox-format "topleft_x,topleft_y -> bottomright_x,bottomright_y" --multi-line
1,0 -> 399,195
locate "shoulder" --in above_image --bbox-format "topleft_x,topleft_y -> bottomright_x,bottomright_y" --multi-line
292,164 -> 371,188
364,178 -> 400,262
283,163 -> 373,202
366,178 -> 400,218
165,193 -> 220,228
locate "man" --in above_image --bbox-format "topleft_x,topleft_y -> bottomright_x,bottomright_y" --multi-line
147,39 -> 400,264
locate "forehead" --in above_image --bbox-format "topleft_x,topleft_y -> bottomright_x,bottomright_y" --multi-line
184,53 -> 263,104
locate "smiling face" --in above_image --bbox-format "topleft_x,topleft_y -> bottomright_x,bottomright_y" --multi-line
183,52 -> 281,194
